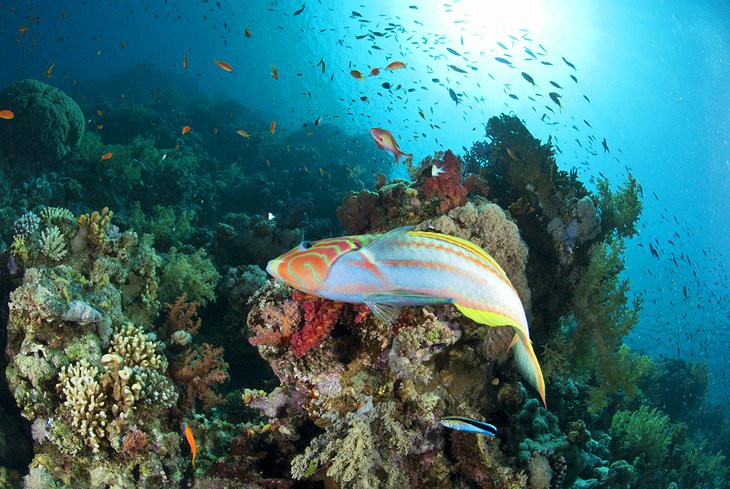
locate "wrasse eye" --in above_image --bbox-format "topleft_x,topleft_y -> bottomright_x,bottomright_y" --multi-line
300,241 -> 314,250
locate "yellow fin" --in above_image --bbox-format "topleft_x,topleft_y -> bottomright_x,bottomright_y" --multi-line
455,304 -> 527,337
455,304 -> 546,406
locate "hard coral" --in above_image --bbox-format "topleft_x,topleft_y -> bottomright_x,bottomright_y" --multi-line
0,79 -> 84,169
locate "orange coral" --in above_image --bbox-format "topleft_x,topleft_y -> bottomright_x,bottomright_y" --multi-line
164,292 -> 202,336
248,297 -> 302,348
170,343 -> 229,410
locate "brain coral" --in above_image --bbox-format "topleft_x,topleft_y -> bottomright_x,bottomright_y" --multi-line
0,79 -> 84,168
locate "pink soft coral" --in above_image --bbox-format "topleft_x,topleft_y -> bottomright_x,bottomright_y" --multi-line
288,291 -> 344,358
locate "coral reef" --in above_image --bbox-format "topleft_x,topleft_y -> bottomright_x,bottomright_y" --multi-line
336,150 -> 489,234
5,208 -> 184,488
0,74 -> 726,489
0,80 -> 84,169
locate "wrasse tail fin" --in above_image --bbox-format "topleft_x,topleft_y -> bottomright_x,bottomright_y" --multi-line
454,304 -> 546,407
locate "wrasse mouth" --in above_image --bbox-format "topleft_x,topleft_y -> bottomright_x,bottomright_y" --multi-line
265,259 -> 280,277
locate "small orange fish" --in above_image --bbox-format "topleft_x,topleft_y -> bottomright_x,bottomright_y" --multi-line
181,125 -> 191,135
18,26 -> 29,37
0,110 -> 15,120
213,127 -> 219,135
271,65 -> 278,80
46,61 -> 55,79
237,129 -> 250,138
244,27 -> 252,38
100,152 -> 113,161
120,41 -> 126,49
270,121 -> 276,135
213,60 -> 233,72
96,124 -> 103,130
183,53 -> 188,70
369,127 -> 413,165
184,425 -> 196,469
385,61 -> 406,71
97,110 -> 103,117
369,67 -> 380,76
350,69 -> 364,80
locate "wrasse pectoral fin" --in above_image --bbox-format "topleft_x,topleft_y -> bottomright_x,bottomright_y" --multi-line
364,300 -> 401,324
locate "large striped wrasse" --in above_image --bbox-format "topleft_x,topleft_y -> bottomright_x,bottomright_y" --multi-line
266,226 -> 546,406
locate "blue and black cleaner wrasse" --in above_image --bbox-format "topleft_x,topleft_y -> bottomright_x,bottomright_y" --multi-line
266,226 -> 546,406
439,416 -> 498,436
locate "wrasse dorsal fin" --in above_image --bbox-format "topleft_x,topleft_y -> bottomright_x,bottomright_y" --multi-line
406,230 -> 509,279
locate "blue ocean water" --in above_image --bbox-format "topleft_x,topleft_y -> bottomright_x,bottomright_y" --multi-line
1,0 -> 729,485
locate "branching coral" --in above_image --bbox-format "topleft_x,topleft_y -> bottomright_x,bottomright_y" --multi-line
56,360 -> 109,453
38,225 -> 68,261
108,323 -> 167,372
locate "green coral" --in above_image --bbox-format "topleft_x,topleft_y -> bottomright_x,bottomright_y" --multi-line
595,172 -> 643,239
559,239 -> 648,412
158,247 -> 221,305
126,203 -> 196,250
0,79 -> 84,169
609,406 -> 674,467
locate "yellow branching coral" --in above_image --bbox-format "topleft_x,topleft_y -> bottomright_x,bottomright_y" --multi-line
56,360 -> 108,453
76,207 -> 114,247
38,225 -> 67,261
10,235 -> 28,262
108,323 -> 166,373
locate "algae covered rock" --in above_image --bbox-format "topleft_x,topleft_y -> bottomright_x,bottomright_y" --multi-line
0,79 -> 84,168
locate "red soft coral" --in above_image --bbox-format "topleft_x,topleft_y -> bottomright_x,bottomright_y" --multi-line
288,292 -> 344,358
418,150 -> 469,214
